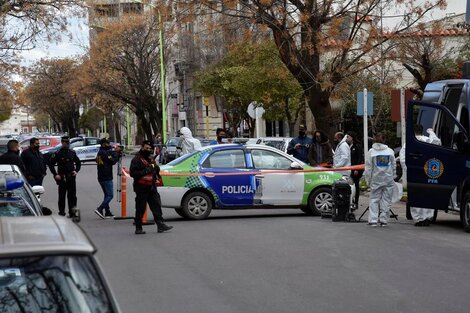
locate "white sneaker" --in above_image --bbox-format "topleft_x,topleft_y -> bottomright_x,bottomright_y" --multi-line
380,223 -> 388,227
367,223 -> 378,227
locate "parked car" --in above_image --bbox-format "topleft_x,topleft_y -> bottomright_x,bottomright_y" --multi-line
0,138 -> 9,155
0,216 -> 121,312
159,137 -> 182,164
41,136 -> 116,163
159,144 -> 354,219
256,137 -> 293,153
20,136 -> 61,151
0,165 -> 50,217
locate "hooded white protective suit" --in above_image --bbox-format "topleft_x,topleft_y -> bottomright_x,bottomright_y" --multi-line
400,129 -> 441,224
180,127 -> 202,155
364,142 -> 396,225
333,135 -> 351,175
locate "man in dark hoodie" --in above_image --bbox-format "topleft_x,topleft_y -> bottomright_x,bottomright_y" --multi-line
95,138 -> 121,219
21,137 -> 46,186
0,139 -> 25,173
130,140 -> 173,235
308,130 -> 333,167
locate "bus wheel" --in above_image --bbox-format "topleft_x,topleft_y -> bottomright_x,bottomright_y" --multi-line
460,192 -> 470,232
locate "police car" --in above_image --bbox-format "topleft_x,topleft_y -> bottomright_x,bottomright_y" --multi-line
42,137 -> 116,163
159,144 -> 354,219
0,216 -> 121,312
0,165 -> 50,217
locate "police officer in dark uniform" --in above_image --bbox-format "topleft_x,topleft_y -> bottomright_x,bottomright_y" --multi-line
48,136 -> 81,217
130,140 -> 173,234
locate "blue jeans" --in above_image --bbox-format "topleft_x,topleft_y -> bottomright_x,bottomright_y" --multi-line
99,180 -> 114,210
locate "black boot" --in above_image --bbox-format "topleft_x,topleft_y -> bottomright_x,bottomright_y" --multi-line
135,217 -> 146,234
156,218 -> 173,233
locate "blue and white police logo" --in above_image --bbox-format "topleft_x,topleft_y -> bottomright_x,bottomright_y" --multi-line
424,158 -> 444,179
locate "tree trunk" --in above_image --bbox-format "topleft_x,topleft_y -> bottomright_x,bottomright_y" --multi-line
305,88 -> 335,138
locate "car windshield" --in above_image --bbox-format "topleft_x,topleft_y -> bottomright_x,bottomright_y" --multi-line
0,173 -> 36,211
0,255 -> 116,313
261,140 -> 285,151
166,151 -> 199,166
0,199 -> 33,216
166,138 -> 181,147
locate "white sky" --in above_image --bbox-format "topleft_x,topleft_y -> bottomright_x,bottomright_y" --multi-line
19,0 -> 468,65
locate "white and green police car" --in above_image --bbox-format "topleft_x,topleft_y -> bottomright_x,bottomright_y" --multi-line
158,144 -> 354,220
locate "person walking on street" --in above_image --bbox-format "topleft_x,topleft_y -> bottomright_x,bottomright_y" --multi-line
21,137 -> 46,186
308,130 -> 333,167
364,133 -> 396,227
48,136 -> 81,217
0,139 -> 26,173
287,124 -> 312,163
347,131 -> 364,208
333,132 -> 351,175
95,138 -> 122,219
180,127 -> 202,155
130,140 -> 173,235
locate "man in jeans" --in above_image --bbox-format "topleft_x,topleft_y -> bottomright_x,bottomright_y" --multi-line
95,138 -> 122,219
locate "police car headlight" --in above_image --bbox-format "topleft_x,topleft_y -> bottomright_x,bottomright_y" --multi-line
341,175 -> 354,185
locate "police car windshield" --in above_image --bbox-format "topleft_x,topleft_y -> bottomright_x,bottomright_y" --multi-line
166,151 -> 197,166
0,199 -> 34,216
0,255 -> 116,313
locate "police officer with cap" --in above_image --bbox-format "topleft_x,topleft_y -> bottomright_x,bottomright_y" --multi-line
48,136 -> 81,217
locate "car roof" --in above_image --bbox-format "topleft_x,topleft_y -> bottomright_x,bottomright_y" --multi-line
0,216 -> 95,257
0,164 -> 19,172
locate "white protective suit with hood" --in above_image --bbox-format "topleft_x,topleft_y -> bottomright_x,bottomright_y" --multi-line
400,129 -> 441,223
180,127 -> 202,155
333,135 -> 351,175
364,142 -> 396,225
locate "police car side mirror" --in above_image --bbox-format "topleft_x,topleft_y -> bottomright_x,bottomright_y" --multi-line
290,162 -> 302,170
31,185 -> 45,195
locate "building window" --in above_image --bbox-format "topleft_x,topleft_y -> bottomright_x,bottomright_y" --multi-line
95,4 -> 119,18
122,3 -> 143,14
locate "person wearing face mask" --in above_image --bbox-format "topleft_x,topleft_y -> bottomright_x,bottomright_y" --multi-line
180,127 -> 202,155
130,140 -> 173,235
20,137 -> 46,186
308,130 -> 333,167
48,136 -> 81,217
287,124 -> 313,163
333,132 -> 351,175
95,138 -> 122,219
210,128 -> 227,144
0,139 -> 26,174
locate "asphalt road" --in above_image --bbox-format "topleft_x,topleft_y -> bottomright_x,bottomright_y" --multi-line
39,156 -> 470,313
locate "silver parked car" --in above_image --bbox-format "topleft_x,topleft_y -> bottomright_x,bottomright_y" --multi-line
0,216 -> 121,312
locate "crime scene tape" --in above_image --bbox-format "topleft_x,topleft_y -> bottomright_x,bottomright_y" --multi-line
122,164 -> 365,178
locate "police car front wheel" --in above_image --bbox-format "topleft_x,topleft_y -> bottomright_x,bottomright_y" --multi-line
461,191 -> 470,232
305,188 -> 333,216
182,192 -> 212,220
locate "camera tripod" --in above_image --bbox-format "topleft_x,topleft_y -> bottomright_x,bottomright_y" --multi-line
357,206 -> 398,222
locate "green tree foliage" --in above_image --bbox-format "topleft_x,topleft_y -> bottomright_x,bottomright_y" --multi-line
195,40 -> 303,135
79,106 -> 104,132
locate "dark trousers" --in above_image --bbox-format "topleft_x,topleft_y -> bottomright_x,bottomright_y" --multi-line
28,176 -> 44,187
58,176 -> 77,214
134,189 -> 163,229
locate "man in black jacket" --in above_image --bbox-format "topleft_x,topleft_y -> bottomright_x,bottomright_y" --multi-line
95,138 -> 121,219
48,136 -> 81,217
21,137 -> 46,186
0,139 -> 26,173
130,140 -> 173,235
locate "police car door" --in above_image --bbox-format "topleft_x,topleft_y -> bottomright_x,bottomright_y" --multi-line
406,100 -> 470,209
249,147 -> 304,205
199,148 -> 254,206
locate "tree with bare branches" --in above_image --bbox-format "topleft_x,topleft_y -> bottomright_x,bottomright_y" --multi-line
181,0 -> 446,135
81,13 -> 172,140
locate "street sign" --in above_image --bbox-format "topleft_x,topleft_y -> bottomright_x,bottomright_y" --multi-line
203,97 -> 210,106
356,91 -> 373,116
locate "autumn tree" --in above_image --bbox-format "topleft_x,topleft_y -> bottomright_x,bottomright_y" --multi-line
81,13 -> 171,140
0,85 -> 13,122
195,40 -> 303,136
398,24 -> 470,96
25,58 -> 82,135
0,0 -> 84,65
182,0 -> 446,135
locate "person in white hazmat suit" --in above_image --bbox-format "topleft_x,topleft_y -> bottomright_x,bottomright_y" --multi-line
333,132 -> 351,175
400,126 -> 441,226
179,127 -> 202,155
364,132 -> 397,227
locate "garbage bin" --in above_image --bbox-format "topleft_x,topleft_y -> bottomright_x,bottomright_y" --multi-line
332,180 -> 352,222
